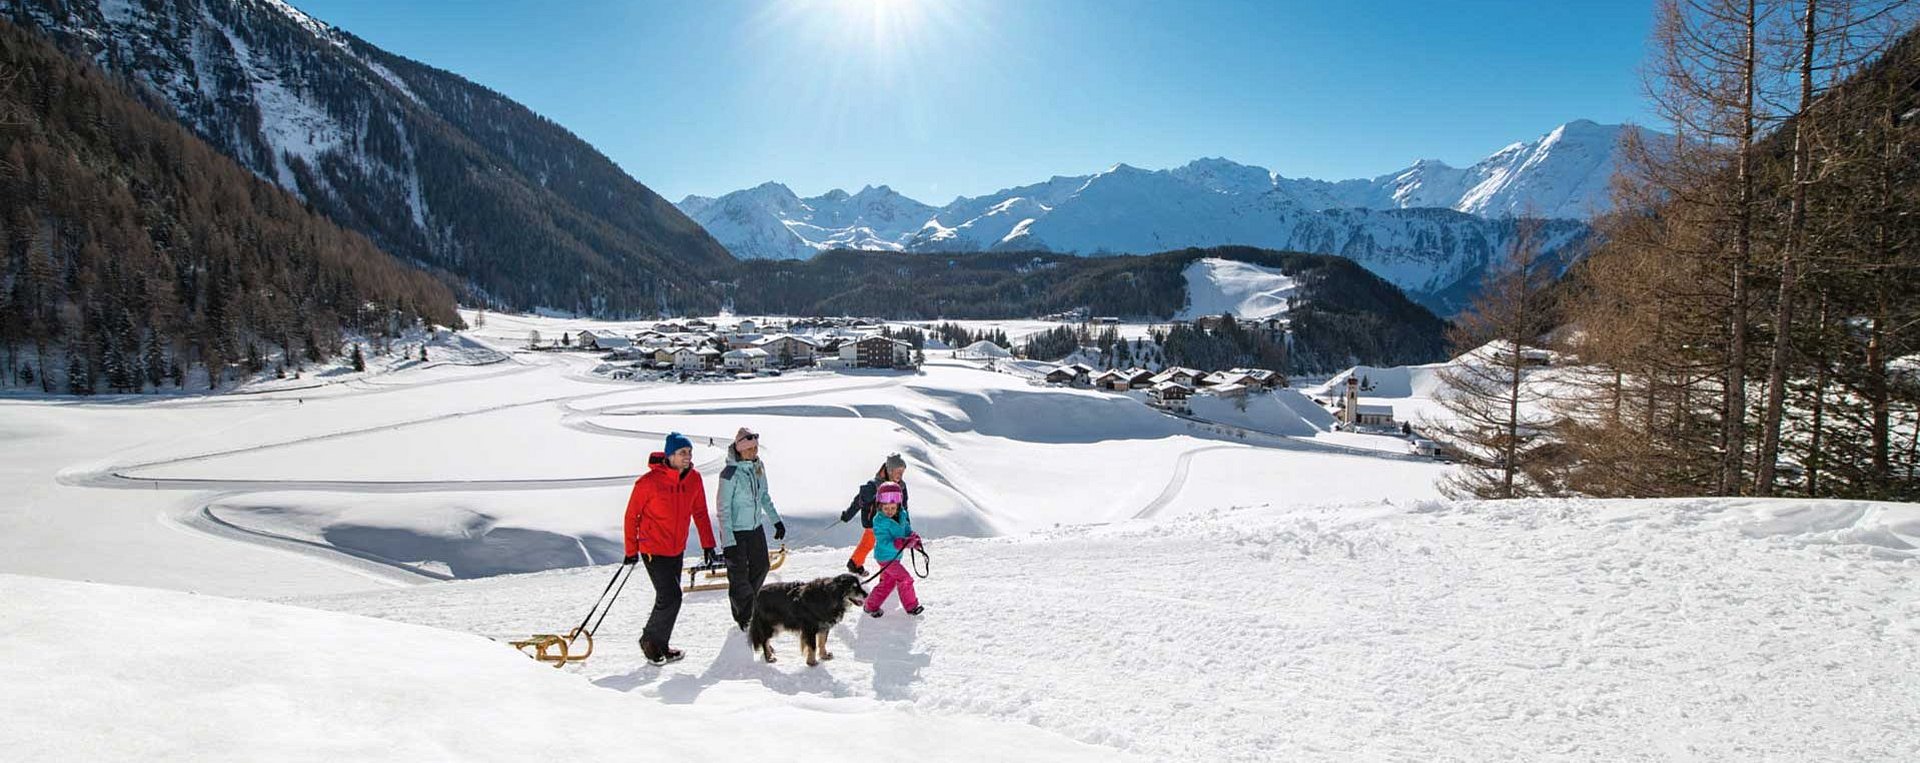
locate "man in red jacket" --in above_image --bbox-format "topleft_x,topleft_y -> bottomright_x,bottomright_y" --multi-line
623,432 -> 718,665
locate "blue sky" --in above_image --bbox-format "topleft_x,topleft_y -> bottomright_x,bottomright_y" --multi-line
295,0 -> 1656,203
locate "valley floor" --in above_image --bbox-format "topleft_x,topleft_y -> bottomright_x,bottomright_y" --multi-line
2,311 -> 1916,761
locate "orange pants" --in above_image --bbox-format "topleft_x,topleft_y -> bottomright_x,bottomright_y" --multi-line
850,528 -> 876,566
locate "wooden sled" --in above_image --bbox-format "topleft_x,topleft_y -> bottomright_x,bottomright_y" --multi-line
683,544 -> 788,592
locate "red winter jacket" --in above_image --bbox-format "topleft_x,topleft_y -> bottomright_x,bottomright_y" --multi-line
624,452 -> 717,557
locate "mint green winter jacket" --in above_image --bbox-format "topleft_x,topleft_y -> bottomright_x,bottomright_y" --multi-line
715,448 -> 782,548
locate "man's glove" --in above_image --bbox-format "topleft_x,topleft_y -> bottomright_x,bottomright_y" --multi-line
622,554 -> 638,565
839,506 -> 857,523
702,548 -> 719,566
773,521 -> 786,540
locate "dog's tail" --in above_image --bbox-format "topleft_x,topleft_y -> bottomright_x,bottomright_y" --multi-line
746,614 -> 772,653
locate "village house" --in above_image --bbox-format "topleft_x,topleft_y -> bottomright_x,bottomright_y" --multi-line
1148,381 -> 1193,414
1209,382 -> 1249,398
1231,368 -> 1285,388
1044,363 -> 1096,386
1091,369 -> 1130,391
1200,370 -> 1260,388
588,333 -> 633,352
670,347 -> 705,371
723,347 -> 769,371
845,336 -> 914,369
1121,368 -> 1157,389
1149,366 -> 1202,388
755,335 -> 817,367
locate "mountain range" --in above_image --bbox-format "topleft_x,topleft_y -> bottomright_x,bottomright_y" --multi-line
680,120 -> 1656,314
5,0 -> 734,316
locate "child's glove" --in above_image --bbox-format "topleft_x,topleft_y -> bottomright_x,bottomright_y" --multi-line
892,538 -> 909,550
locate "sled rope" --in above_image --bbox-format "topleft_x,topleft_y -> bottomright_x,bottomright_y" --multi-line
860,544 -> 930,585
577,559 -> 639,639
510,561 -> 636,667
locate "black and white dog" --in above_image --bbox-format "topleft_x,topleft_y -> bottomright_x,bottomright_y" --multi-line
747,574 -> 868,666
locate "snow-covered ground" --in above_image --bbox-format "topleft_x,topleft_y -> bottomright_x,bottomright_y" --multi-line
4,309 -> 1917,760
1,573 -> 1120,761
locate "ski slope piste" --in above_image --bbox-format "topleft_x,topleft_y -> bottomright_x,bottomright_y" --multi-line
2,310 -> 1917,761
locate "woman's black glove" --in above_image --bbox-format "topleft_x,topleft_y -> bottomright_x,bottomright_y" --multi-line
702,547 -> 719,566
622,554 -> 638,565
774,521 -> 786,540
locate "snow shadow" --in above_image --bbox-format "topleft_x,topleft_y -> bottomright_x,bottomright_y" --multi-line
596,625 -> 863,703
911,388 -> 1184,444
320,523 -> 613,578
851,615 -> 930,701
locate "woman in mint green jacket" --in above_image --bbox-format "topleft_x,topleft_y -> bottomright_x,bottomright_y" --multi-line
717,427 -> 784,630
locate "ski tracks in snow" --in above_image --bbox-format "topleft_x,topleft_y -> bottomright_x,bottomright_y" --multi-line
1133,445 -> 1246,519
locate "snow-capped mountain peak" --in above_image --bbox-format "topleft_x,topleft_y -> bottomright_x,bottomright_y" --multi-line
677,120 -> 1650,310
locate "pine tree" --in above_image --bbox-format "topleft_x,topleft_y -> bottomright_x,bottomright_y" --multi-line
420,345 -> 429,362
143,332 -> 166,390
351,344 -> 366,372
66,353 -> 90,395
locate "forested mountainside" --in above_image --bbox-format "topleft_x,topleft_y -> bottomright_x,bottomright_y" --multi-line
0,18 -> 457,393
731,246 -> 1448,372
5,0 -> 734,316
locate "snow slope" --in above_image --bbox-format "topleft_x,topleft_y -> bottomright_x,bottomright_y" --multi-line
0,573 -> 1119,761
294,496 -> 1920,762
8,311 -> 1920,761
1177,257 -> 1299,320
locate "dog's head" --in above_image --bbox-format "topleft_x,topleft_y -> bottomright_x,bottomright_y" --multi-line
832,573 -> 868,608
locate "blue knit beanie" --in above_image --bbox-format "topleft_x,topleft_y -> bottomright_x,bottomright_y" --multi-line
664,432 -> 694,456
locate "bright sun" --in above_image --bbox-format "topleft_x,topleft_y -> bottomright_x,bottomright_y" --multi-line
826,0 -> 931,55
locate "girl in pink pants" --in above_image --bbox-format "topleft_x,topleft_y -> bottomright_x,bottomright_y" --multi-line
863,481 -> 924,617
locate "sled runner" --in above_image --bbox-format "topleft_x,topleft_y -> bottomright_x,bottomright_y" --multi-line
682,544 -> 788,592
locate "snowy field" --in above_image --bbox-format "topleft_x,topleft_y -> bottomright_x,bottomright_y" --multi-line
3,309 -> 1918,761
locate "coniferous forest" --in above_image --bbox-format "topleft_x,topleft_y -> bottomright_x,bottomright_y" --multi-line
729,246 -> 1449,373
0,20 -> 458,394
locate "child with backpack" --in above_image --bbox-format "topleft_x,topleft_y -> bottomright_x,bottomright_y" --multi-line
862,481 -> 924,618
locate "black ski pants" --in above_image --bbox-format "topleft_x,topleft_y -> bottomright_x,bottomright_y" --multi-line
725,526 -> 771,627
640,552 -> 684,648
